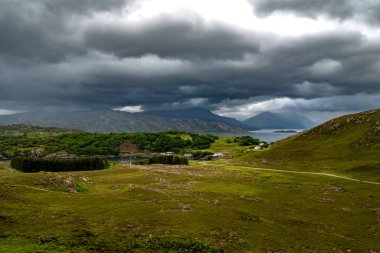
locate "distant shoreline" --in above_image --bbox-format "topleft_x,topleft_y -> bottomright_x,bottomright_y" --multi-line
273,130 -> 298,133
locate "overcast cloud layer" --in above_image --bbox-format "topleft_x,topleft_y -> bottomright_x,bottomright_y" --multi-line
1,0 -> 380,122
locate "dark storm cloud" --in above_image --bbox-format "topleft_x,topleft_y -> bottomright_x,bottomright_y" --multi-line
0,0 -> 380,117
252,0 -> 380,26
0,0 -> 132,62
84,17 -> 260,60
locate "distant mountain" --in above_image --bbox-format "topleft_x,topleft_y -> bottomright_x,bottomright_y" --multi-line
0,109 -> 247,133
140,108 -> 257,130
243,112 -> 316,129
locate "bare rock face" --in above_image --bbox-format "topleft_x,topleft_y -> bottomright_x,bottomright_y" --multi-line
45,150 -> 76,159
30,148 -> 44,158
119,140 -> 141,153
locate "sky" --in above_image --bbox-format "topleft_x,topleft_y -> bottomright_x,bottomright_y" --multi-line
1,0 -> 380,123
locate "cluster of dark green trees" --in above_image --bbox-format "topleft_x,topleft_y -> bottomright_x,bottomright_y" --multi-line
133,155 -> 188,165
0,129 -> 218,158
127,132 -> 218,152
190,151 -> 213,160
10,157 -> 109,172
234,136 -> 261,146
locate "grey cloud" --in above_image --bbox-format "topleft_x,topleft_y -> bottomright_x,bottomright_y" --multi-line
40,0 -> 130,16
0,0 -> 132,62
84,16 -> 260,60
1,27 -> 379,111
0,0 -> 379,117
251,0 -> 380,26
252,0 -> 353,19
215,93 -> 380,122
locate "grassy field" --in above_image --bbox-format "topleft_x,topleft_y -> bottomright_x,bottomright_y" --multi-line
1,161 -> 379,252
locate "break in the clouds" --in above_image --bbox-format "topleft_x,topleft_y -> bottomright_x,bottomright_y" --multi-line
1,0 -> 380,122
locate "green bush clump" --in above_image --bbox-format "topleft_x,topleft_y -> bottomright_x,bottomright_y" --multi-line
190,151 -> 213,160
132,159 -> 150,165
132,155 -> 188,165
10,157 -> 109,172
234,136 -> 260,146
140,236 -> 216,252
75,182 -> 89,192
148,155 -> 189,165
32,232 -> 218,253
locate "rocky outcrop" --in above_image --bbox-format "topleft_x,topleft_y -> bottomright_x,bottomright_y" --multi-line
45,151 -> 77,159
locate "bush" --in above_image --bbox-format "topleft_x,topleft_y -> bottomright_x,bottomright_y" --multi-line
10,157 -> 109,173
191,151 -> 213,160
234,136 -> 260,146
148,155 -> 189,165
132,159 -> 150,165
75,182 -> 89,192
190,134 -> 218,149
140,236 -> 215,252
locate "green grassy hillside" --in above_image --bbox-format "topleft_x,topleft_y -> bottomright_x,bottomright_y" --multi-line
0,124 -> 74,137
1,162 -> 379,252
238,109 -> 380,180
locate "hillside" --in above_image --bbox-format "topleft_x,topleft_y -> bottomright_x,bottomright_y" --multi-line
140,108 -> 256,130
0,109 -> 246,133
241,109 -> 380,180
0,124 -> 74,136
1,161 -> 380,252
244,111 -> 315,129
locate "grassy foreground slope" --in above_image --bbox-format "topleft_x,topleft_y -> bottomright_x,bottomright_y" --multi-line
238,109 -> 380,180
1,162 -> 380,252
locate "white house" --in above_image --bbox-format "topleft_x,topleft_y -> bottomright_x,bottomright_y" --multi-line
184,153 -> 193,159
212,152 -> 224,158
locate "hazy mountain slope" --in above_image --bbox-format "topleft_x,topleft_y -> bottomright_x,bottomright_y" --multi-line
244,111 -> 315,129
240,109 -> 380,180
140,108 -> 257,130
0,110 -> 247,133
0,124 -> 75,136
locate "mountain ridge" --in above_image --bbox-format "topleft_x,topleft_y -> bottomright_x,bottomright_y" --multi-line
0,109 -> 247,133
244,111 -> 315,129
139,108 -> 257,130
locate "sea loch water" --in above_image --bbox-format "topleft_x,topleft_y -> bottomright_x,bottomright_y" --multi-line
215,129 -> 305,143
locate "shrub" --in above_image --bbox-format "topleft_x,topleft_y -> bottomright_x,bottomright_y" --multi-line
10,157 -> 109,173
148,155 -> 189,165
132,159 -> 150,165
140,236 -> 215,252
75,182 -> 89,192
191,151 -> 213,160
234,136 -> 260,146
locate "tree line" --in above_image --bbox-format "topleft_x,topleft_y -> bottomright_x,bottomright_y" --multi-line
0,130 -> 219,158
133,155 -> 189,165
10,157 -> 109,172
